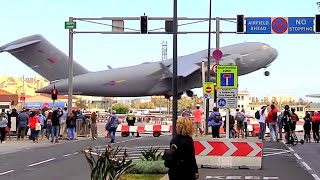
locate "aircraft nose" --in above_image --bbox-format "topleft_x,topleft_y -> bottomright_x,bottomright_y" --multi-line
269,47 -> 278,60
261,44 -> 278,64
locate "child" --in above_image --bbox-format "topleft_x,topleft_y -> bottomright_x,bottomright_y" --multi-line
303,113 -> 311,143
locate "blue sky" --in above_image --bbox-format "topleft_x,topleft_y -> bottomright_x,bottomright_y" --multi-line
0,0 -> 319,101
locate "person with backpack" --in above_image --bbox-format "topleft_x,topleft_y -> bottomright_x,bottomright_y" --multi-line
282,105 -> 292,144
303,112 -> 312,143
207,107 -> 222,138
277,113 -> 284,140
266,104 -> 278,142
258,106 -> 267,140
234,109 -> 245,138
105,110 -> 120,143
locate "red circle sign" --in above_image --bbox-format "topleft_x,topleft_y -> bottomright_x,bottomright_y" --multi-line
212,49 -> 223,61
205,87 -> 212,93
272,17 -> 288,34
211,64 -> 218,74
43,103 -> 50,108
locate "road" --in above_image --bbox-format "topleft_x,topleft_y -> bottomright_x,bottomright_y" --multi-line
0,133 -> 318,180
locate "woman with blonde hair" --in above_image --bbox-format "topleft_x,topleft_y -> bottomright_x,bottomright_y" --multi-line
168,117 -> 199,180
90,112 -> 98,140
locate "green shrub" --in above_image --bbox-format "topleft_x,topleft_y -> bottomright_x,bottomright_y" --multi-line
140,147 -> 163,161
127,160 -> 168,174
82,145 -> 135,180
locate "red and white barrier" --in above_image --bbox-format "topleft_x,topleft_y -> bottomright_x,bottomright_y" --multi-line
115,124 -> 172,137
194,138 -> 262,169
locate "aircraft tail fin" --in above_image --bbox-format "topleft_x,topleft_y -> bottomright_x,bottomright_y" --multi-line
0,34 -> 90,82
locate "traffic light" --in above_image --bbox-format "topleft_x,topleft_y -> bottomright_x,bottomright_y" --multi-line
316,14 -> 320,33
214,84 -> 218,103
165,20 -> 174,33
236,15 -> 244,33
140,15 -> 148,34
51,88 -> 58,100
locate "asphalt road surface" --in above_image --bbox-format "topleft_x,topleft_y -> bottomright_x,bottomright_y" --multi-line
0,134 -> 318,180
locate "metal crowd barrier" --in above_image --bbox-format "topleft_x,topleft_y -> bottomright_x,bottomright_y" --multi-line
76,118 -> 91,137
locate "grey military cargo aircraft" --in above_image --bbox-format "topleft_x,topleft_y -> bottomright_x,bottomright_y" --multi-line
0,34 -> 277,99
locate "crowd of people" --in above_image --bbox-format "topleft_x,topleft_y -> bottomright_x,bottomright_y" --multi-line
0,107 -> 101,144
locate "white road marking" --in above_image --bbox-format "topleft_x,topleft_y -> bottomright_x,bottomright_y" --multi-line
294,153 -> 302,160
63,153 -> 72,157
312,174 -> 320,180
0,170 -> 14,176
288,147 -> 294,152
264,147 -> 289,151
301,162 -> 312,171
263,151 -> 290,157
28,158 -> 56,167
72,152 -> 78,155
95,136 -> 145,149
263,177 -> 279,179
245,176 -> 261,179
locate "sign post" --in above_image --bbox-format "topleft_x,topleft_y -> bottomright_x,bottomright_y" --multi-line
216,65 -> 238,139
66,17 -> 75,114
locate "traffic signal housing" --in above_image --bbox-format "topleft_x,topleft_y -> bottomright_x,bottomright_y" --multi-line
316,14 -> 320,33
236,15 -> 244,33
51,88 -> 58,100
140,15 -> 148,34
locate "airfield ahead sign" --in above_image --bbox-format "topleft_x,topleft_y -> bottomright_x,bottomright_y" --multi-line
245,17 -> 315,34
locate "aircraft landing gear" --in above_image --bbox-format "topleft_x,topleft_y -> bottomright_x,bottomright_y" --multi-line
264,70 -> 270,76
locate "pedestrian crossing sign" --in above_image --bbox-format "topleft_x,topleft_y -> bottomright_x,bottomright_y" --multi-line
217,65 -> 238,89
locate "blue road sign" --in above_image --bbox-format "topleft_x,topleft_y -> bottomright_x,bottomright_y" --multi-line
245,17 -> 315,34
245,17 -> 271,34
220,73 -> 234,87
288,17 -> 314,34
218,98 -> 226,107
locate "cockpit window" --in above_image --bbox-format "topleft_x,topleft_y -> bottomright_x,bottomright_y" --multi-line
261,45 -> 270,50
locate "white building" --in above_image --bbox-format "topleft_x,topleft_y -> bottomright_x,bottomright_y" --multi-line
237,90 -> 252,111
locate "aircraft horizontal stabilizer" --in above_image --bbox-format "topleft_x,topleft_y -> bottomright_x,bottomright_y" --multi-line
1,34 -> 90,82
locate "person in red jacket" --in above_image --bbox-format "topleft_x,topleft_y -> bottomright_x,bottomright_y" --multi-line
311,111 -> 320,143
29,111 -> 40,143
266,104 -> 278,142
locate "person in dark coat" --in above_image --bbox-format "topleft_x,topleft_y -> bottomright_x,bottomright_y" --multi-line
168,117 -> 199,180
51,109 -> 62,143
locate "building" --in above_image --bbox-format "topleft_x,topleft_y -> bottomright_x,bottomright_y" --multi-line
237,90 -> 252,111
0,89 -> 18,110
0,75 -> 49,97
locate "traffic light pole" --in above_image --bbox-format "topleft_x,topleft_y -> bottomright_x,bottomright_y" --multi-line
172,0 -> 178,137
68,17 -> 74,115
205,0 -> 213,135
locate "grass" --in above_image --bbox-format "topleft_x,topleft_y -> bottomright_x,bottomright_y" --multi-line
120,174 -> 165,180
